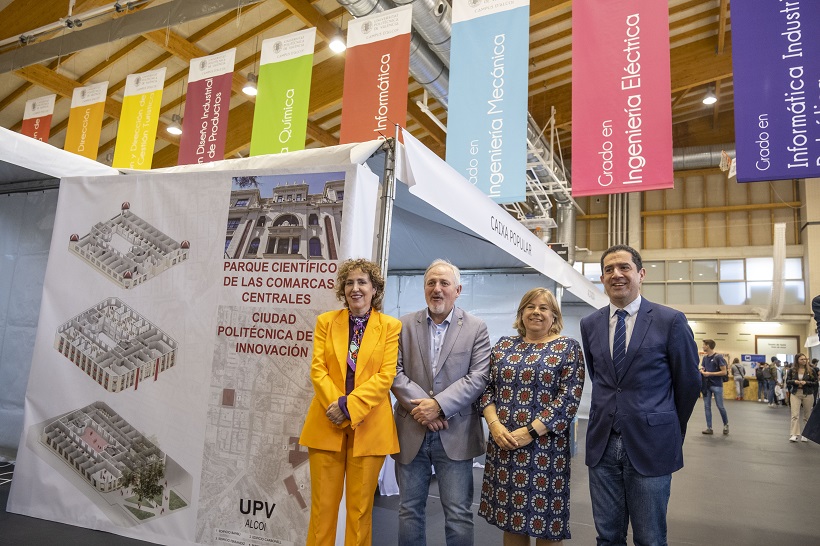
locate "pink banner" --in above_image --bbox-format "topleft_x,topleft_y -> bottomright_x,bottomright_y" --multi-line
571,0 -> 673,197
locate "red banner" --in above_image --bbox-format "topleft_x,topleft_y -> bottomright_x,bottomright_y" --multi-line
21,94 -> 56,142
571,0 -> 673,197
178,49 -> 236,165
339,5 -> 412,144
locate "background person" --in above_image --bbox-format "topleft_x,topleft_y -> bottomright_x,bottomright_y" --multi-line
786,353 -> 817,442
580,244 -> 701,546
391,259 -> 491,546
478,288 -> 585,545
700,339 -> 729,435
731,358 -> 746,401
299,259 -> 401,546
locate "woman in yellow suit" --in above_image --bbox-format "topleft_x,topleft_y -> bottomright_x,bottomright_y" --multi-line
299,258 -> 401,546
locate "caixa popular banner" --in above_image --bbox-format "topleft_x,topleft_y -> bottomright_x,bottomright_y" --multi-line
732,0 -> 820,182
571,0 -> 673,197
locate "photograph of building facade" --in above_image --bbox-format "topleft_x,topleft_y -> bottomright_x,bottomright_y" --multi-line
54,297 -> 177,393
68,202 -> 190,289
224,174 -> 345,260
41,401 -> 166,494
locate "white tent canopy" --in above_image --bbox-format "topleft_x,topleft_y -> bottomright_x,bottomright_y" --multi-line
0,132 -> 604,460
0,127 -> 118,194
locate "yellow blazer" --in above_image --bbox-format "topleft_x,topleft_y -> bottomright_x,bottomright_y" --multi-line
299,308 -> 401,457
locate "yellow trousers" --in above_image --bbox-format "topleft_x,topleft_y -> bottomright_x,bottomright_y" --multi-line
306,427 -> 385,546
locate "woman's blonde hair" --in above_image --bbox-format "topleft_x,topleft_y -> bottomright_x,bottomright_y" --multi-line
512,287 -> 563,337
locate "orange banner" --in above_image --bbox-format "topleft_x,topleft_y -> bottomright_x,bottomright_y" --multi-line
21,94 -> 56,142
339,6 -> 412,144
64,82 -> 108,159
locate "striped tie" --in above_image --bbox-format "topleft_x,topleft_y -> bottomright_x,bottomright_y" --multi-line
613,309 -> 628,379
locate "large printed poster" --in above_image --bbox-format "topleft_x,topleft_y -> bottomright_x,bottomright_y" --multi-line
8,162 -> 380,545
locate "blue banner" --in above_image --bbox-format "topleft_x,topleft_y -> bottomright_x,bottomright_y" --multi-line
731,1 -> 820,182
446,0 -> 529,204
741,354 -> 767,365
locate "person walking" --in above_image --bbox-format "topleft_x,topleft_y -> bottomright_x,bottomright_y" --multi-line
786,353 -> 817,442
700,339 -> 729,435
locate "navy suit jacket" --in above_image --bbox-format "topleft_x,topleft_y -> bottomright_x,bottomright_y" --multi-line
580,298 -> 701,476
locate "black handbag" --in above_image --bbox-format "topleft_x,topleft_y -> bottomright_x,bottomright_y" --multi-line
742,378 -> 750,388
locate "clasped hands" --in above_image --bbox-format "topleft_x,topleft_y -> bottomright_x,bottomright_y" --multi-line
489,421 -> 534,451
326,401 -> 346,426
410,398 -> 449,431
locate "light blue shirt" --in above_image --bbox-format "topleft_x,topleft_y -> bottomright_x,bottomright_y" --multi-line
426,307 -> 454,377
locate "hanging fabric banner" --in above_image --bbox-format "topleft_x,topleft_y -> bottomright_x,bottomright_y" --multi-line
112,67 -> 166,169
732,1 -> 820,182
250,28 -> 316,156
571,0 -> 673,197
21,94 -> 56,142
339,5 -> 412,144
446,0 -> 529,204
178,49 -> 236,165
64,81 -> 109,160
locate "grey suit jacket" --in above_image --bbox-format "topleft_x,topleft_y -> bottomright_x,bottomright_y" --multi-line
391,307 -> 491,464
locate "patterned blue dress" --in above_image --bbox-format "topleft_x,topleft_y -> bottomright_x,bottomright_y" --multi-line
478,335 -> 585,540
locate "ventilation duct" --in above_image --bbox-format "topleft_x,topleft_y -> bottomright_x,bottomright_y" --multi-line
672,144 -> 735,171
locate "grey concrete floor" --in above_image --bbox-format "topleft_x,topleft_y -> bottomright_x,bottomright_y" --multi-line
2,398 -> 818,545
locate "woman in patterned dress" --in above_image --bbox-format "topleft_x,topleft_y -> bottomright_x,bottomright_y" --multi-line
478,287 -> 585,545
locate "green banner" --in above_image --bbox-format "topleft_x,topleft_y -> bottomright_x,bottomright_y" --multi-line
250,30 -> 315,156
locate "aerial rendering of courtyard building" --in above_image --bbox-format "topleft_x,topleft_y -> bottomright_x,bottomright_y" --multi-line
68,202 -> 190,289
225,178 -> 344,260
54,298 -> 178,393
41,401 -> 166,494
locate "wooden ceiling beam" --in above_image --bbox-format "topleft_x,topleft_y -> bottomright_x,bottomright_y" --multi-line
278,0 -> 340,43
529,0 -> 571,21
717,0 -> 730,54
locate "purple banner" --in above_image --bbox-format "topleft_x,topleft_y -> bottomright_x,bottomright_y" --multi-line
732,1 -> 820,182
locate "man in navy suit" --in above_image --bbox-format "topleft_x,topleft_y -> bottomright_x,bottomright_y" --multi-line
580,245 -> 701,546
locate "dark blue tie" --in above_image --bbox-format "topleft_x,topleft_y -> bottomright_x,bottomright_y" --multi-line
613,309 -> 628,379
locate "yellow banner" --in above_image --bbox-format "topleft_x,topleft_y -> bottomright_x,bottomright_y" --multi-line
64,102 -> 106,160
113,89 -> 163,169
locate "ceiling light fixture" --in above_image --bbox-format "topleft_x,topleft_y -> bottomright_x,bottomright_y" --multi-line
242,73 -> 258,96
702,86 -> 717,105
166,114 -> 182,135
329,35 -> 347,54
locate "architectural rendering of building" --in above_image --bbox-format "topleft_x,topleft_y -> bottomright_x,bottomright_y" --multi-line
41,401 -> 166,494
69,203 -> 190,289
54,298 -> 177,393
224,179 -> 344,260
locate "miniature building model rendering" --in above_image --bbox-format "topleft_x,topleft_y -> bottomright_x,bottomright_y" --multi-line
55,298 -> 177,393
69,203 -> 190,289
225,179 -> 344,260
41,401 -> 166,494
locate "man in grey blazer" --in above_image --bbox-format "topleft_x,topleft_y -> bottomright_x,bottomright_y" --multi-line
392,259 -> 491,546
